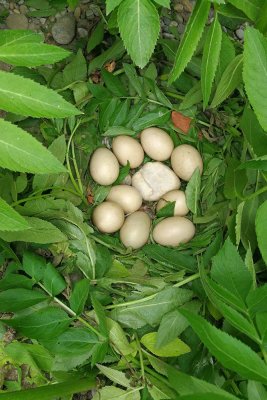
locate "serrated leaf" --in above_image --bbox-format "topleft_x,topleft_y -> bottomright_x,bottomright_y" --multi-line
228,0 -> 262,21
42,263 -> 66,296
0,198 -> 30,231
240,106 -> 267,157
181,310 -> 267,384
87,21 -> 104,53
69,279 -> 90,315
201,14 -> 222,109
0,288 -> 48,312
0,71 -> 80,117
0,119 -> 66,174
248,380 -> 267,400
0,30 -> 43,46
215,32 -> 235,84
0,216 -> 67,244
106,0 -> 124,15
211,54 -> 243,108
97,364 -> 132,388
118,0 -> 160,68
54,328 -> 98,354
0,43 -> 70,67
243,27 -> 267,131
141,332 -> 190,357
3,307 -> 70,340
169,0 -> 210,83
256,200 -> 267,265
247,285 -> 267,316
185,168 -> 201,214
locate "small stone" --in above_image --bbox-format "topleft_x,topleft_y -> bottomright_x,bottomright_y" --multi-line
77,27 -> 88,38
85,9 -> 94,18
178,24 -> 185,34
51,14 -> 76,45
19,4 -> 27,14
74,6 -> 81,20
28,22 -> 38,31
170,21 -> 178,27
175,14 -> 184,23
13,9 -> 20,14
6,13 -> 28,29
9,2 -> 15,10
236,28 -> 244,40
174,4 -> 184,12
40,17 -> 46,24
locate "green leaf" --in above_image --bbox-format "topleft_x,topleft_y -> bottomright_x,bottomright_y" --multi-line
156,201 -> 175,218
54,327 -> 98,354
3,307 -> 70,340
92,386 -> 141,400
97,364 -> 132,388
141,332 -> 190,357
22,251 -> 46,282
0,198 -> 29,232
211,54 -> 243,108
215,32 -> 235,84
0,71 -> 80,117
87,21 -> 104,53
211,238 -> 253,301
0,30 -> 43,46
69,279 -> 90,315
102,68 -> 127,97
0,377 -> 95,400
132,109 -> 170,131
179,81 -> 202,110
180,310 -> 267,384
223,158 -> 247,200
107,318 -> 135,356
185,168 -> 201,214
247,285 -> 267,316
169,0 -> 210,83
0,216 -> 67,244
123,63 -> 145,97
0,288 -> 47,312
63,49 -> 87,86
153,0 -> 170,6
228,0 -> 262,21
103,126 -> 136,137
42,263 -> 66,296
248,380 -> 267,400
240,106 -> 267,157
117,0 -> 160,68
243,27 -> 267,131
239,155 -> 267,171
88,39 -> 125,74
0,119 -> 66,174
256,201 -> 267,265
201,14 -> 222,109
176,395 -> 239,400
91,294 -> 108,336
0,43 -> 70,67
106,0 -> 124,15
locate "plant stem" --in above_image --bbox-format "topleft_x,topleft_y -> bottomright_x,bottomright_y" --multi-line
105,273 -> 200,310
66,121 -> 83,196
135,334 -> 145,384
71,140 -> 84,195
166,91 -> 185,100
243,185 -> 267,201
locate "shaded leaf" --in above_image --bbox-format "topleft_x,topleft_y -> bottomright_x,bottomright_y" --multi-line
22,251 -> 46,282
42,263 -> 66,296
0,288 -> 47,312
87,21 -> 104,53
255,201 -> 267,265
228,0 -> 262,21
69,279 -> 90,315
185,168 -> 201,214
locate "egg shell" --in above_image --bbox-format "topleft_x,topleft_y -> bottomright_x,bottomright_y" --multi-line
140,127 -> 174,161
107,185 -> 142,214
153,216 -> 195,247
112,135 -> 144,168
120,211 -> 151,249
89,148 -> 119,185
171,144 -> 203,181
132,161 -> 180,201
92,201 -> 124,233
156,190 -> 189,216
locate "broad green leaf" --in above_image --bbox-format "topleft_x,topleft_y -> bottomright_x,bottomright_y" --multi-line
243,27 -> 267,131
0,71 -> 80,117
107,318 -> 135,356
0,216 -> 67,244
168,365 -> 239,399
228,0 -> 262,21
211,238 -> 253,301
255,201 -> 267,265
0,198 -> 29,232
63,49 -> 87,86
0,288 -> 47,312
0,120 -> 66,174
92,386 -> 141,400
42,263 -> 66,296
103,126 -> 136,137
0,30 -> 43,46
132,109 -> 170,131
201,14 -> 222,109
0,377 -> 95,400
247,285 -> 267,316
256,2 -> 267,34
211,54 -> 243,107
248,380 -> 267,400
181,310 -> 267,384
156,201 -> 175,218
0,274 -> 33,291
240,106 -> 267,157
223,158 -> 247,200
215,300 -> 259,342
0,43 -> 70,67
141,332 -> 190,357
102,68 -> 127,97
117,0 -> 160,68
176,395 -> 239,400
123,63 -> 145,97
87,21 -> 104,53
69,279 -> 90,315
22,251 -> 46,282
241,197 -> 258,252
3,307 -> 70,340
238,155 -> 267,171
153,0 -> 170,7
215,32 -> 235,84
179,81 -> 202,110
185,168 -> 201,214
97,364 -> 132,388
169,0 -> 210,83
54,328 -> 98,354
106,0 -> 124,14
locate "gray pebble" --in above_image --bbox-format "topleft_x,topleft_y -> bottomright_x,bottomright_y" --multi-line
6,13 -> 28,29
77,27 -> 88,38
236,28 -> 244,40
52,14 -> 76,45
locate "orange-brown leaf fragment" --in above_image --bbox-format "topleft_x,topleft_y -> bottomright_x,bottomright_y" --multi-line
171,111 -> 192,134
